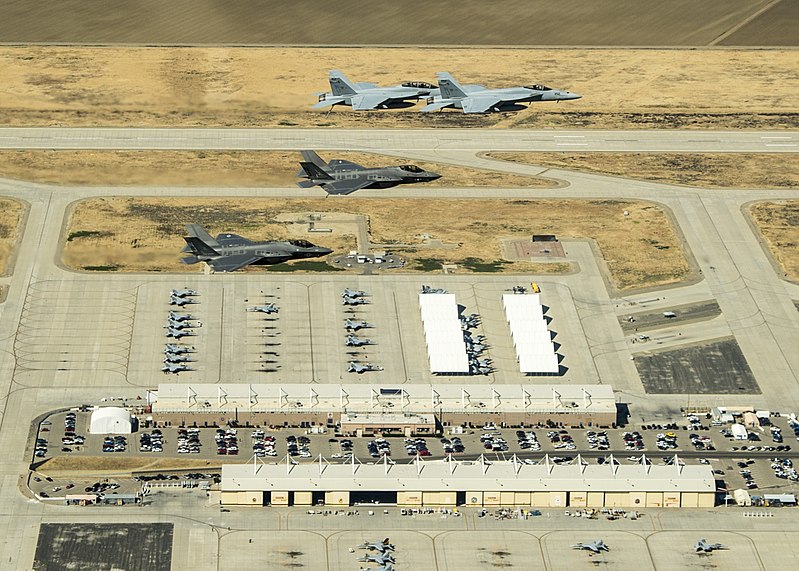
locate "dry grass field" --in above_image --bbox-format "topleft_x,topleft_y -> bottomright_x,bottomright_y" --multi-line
64,197 -> 689,290
749,201 -> 799,280
0,198 -> 25,276
0,0 -> 786,46
38,456 -> 225,477
0,47 -> 796,131
489,153 -> 799,189
0,150 -> 550,188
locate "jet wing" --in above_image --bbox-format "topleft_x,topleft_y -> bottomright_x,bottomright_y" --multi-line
419,100 -> 455,113
206,254 -> 261,272
462,95 -> 504,113
321,178 -> 374,195
215,233 -> 253,246
351,93 -> 393,110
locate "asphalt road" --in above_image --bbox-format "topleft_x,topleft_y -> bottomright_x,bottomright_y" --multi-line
0,127 -> 796,152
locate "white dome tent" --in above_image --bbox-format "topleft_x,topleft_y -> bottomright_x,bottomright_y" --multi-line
89,407 -> 132,434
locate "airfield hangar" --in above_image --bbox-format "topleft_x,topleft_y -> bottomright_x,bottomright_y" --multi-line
219,455 -> 715,509
149,383 -> 618,435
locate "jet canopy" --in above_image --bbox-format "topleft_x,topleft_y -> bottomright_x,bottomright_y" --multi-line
402,81 -> 437,89
288,239 -> 316,248
398,164 -> 424,173
525,84 -> 553,91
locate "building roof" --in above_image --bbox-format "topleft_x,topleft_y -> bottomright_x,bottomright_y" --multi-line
340,412 -> 434,426
419,293 -> 469,373
503,293 -> 559,374
221,455 -> 714,493
89,407 -> 132,434
152,383 -> 616,417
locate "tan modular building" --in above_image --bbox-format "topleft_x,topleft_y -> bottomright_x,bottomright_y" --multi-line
150,383 -> 617,429
339,412 -> 435,437
220,455 -> 715,509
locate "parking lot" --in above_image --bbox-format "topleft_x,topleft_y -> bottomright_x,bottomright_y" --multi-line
28,409 -> 799,501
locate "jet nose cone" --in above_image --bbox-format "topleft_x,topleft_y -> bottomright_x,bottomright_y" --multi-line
427,172 -> 442,180
318,247 -> 333,255
563,91 -> 581,100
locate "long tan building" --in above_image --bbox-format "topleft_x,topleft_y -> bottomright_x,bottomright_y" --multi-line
150,383 -> 617,429
220,455 -> 715,509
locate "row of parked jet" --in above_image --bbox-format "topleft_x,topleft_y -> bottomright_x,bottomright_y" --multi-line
342,289 -> 383,374
571,538 -> 726,555
163,289 -> 200,374
314,70 -> 580,113
356,538 -> 395,570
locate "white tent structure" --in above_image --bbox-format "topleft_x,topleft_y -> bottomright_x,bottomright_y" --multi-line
503,293 -> 559,374
89,407 -> 132,434
419,293 -> 469,374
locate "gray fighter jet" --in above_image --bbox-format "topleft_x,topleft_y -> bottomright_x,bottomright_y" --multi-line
695,539 -> 726,553
165,327 -> 194,339
170,289 -> 198,298
344,319 -> 372,331
164,354 -> 193,364
165,319 -> 193,330
167,311 -> 193,322
421,72 -> 580,113
342,288 -> 367,298
357,539 -> 395,554
345,335 -> 373,347
297,151 -> 440,196
357,552 -> 395,565
162,363 -> 191,374
313,70 -> 438,110
181,224 -> 332,273
164,344 -> 194,355
348,362 -> 384,374
169,295 -> 196,307
343,297 -> 369,306
572,539 -> 610,553
247,304 -> 279,314
359,566 -> 394,571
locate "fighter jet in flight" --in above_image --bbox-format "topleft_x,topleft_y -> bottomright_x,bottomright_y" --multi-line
348,361 -> 384,374
313,70 -> 438,110
572,539 -> 610,554
695,539 -> 726,553
297,151 -> 440,196
421,72 -> 580,113
181,224 -> 332,273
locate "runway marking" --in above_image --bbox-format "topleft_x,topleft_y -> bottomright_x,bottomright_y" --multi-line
765,143 -> 797,147
553,135 -> 585,138
556,143 -> 589,146
760,136 -> 793,139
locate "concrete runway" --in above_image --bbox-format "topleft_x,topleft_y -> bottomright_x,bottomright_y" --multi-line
1,131 -> 799,568
0,127 -> 796,152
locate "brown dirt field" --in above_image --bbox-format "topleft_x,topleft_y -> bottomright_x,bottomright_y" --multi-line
37,455 -> 228,477
488,153 -> 799,189
749,201 -> 799,280
0,0 -> 782,46
0,150 -> 551,188
720,0 -> 799,46
0,198 -> 25,276
64,197 -> 689,290
0,47 -> 796,130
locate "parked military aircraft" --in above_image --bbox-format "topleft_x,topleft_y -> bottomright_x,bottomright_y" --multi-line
420,72 -> 580,113
169,295 -> 196,307
164,354 -> 193,364
345,319 -> 372,331
165,319 -> 192,330
343,297 -> 369,306
357,551 -> 395,565
247,304 -> 279,314
421,285 -> 447,294
164,344 -> 194,354
167,311 -> 193,322
357,539 -> 395,553
313,70 -> 438,110
165,327 -> 194,339
342,288 -> 367,298
162,363 -> 191,374
695,539 -> 726,553
359,565 -> 393,571
170,289 -> 198,298
181,224 -> 332,272
297,150 -> 440,195
346,335 -> 373,347
572,539 -> 610,553
348,362 -> 384,374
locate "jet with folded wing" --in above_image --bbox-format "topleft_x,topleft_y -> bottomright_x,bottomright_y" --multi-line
421,72 -> 580,114
313,70 -> 439,110
181,224 -> 332,273
297,150 -> 440,196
